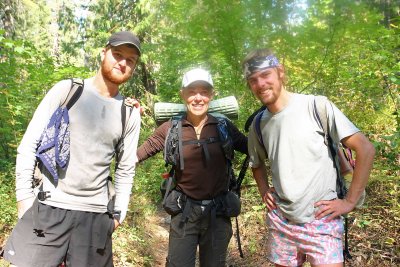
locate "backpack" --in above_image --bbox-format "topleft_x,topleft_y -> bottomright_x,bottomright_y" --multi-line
161,114 -> 235,196
33,78 -> 133,213
33,78 -> 84,193
313,96 -> 363,204
252,95 -> 360,260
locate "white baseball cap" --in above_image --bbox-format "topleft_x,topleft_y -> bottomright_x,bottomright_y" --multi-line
181,68 -> 213,88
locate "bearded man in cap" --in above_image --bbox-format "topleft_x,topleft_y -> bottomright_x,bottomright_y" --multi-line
2,31 -> 142,267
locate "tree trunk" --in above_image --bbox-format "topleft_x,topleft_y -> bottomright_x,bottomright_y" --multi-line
49,0 -> 61,64
1,0 -> 15,38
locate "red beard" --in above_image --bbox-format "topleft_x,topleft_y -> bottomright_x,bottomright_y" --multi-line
101,60 -> 132,85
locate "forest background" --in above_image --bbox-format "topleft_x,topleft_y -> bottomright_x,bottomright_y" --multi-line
0,0 -> 399,266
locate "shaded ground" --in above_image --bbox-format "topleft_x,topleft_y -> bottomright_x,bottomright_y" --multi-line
226,177 -> 400,267
117,176 -> 399,267
1,176 -> 398,267
144,206 -> 170,266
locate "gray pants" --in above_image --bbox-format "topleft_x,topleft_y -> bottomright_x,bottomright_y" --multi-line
3,200 -> 114,267
166,203 -> 232,267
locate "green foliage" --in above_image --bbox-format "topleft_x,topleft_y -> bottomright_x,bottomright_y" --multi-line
0,1 -> 399,265
373,133 -> 400,173
0,30 -> 91,164
129,0 -> 399,147
0,163 -> 17,236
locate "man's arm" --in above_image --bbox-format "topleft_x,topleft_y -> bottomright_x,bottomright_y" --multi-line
315,132 -> 375,220
341,132 -> 375,206
16,80 -> 71,218
113,108 -> 141,225
252,163 -> 277,212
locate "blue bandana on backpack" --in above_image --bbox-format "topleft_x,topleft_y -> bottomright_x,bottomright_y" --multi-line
35,79 -> 84,183
36,107 -> 71,182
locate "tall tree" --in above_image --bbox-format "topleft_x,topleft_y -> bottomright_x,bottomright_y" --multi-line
0,0 -> 16,38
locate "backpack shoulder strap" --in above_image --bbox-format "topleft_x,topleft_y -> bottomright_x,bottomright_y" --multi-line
253,110 -> 267,157
115,97 -> 134,164
177,118 -> 184,169
314,95 -> 354,260
314,95 -> 329,145
120,97 -> 133,140
61,78 -> 84,110
314,95 -> 348,199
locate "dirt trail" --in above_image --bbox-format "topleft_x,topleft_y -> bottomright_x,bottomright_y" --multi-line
147,205 -> 170,266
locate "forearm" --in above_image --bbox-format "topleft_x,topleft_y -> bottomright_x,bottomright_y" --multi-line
114,109 -> 141,223
251,164 -> 269,199
315,139 -> 375,220
17,196 -> 35,219
114,166 -> 136,224
345,141 -> 375,205
137,122 -> 168,162
15,150 -> 37,201
342,132 -> 375,206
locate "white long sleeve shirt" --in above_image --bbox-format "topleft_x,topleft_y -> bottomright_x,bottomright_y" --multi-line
16,78 -> 141,223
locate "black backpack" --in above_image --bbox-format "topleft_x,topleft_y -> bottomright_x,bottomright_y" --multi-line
161,114 -> 235,195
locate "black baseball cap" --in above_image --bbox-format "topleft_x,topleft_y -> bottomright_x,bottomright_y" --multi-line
106,31 -> 141,56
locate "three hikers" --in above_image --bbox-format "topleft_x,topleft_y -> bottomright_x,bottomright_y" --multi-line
244,48 -> 375,267
2,32 -> 376,267
3,31 -> 142,267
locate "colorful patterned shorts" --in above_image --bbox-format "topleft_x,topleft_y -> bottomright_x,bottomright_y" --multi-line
267,208 -> 344,266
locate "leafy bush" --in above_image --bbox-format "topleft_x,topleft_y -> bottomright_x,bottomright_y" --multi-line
0,163 -> 17,241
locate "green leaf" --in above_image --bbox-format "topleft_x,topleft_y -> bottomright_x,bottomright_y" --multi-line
14,46 -> 25,54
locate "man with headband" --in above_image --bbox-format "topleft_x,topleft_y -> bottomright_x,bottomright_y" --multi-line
242,48 -> 375,267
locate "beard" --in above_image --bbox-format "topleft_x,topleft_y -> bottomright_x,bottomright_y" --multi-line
101,60 -> 132,85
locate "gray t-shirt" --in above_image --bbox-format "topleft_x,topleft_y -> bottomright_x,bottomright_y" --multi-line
248,93 -> 359,223
15,78 -> 141,223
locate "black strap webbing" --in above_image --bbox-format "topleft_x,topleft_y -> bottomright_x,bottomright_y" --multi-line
178,121 -> 184,170
254,110 -> 268,157
121,96 -> 127,136
64,79 -> 84,110
235,217 -> 244,258
236,156 -> 250,197
182,137 -> 219,164
115,98 -> 133,170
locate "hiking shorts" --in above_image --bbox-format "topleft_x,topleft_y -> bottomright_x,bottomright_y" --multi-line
3,200 -> 114,267
266,208 -> 344,267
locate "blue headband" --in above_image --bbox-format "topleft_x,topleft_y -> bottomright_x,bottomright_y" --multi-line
244,55 -> 280,78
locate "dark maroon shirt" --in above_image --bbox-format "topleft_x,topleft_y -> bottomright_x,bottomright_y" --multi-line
137,114 -> 248,200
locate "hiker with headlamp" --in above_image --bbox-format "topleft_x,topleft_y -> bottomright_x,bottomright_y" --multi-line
243,48 -> 375,267
137,67 -> 247,267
